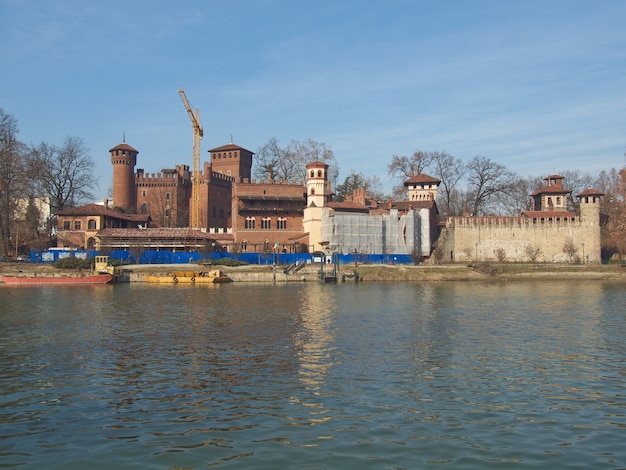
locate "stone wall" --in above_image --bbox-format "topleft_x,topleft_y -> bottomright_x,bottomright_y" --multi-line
438,215 -> 601,264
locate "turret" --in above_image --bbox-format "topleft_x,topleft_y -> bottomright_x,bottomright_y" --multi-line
110,142 -> 138,212
576,188 -> 603,226
403,172 -> 440,201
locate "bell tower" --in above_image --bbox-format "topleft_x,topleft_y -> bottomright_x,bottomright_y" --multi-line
303,161 -> 330,252
110,141 -> 138,212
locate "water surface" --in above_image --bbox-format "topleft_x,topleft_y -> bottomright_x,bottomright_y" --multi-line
1,280 -> 625,469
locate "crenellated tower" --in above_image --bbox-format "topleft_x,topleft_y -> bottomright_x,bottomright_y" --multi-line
110,142 -> 138,212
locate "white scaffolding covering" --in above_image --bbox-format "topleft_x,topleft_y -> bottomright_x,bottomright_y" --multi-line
321,208 -> 430,255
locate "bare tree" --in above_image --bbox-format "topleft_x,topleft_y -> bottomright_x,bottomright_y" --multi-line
466,155 -> 517,216
28,136 -> 97,212
387,151 -> 433,181
254,138 -> 339,185
429,151 -> 466,216
253,137 -> 284,182
596,167 -> 626,257
495,176 -> 535,215
0,109 -> 29,257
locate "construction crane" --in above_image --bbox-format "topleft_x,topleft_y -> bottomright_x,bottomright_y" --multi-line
178,89 -> 203,229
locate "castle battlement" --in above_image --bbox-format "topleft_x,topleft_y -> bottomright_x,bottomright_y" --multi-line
447,214 -> 581,228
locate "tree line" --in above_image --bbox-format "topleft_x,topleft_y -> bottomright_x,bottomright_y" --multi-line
0,108 -> 97,257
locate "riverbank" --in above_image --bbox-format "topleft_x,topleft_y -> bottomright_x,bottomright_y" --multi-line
3,261 -> 626,283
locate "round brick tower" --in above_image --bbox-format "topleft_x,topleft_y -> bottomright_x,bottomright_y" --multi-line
110,142 -> 138,212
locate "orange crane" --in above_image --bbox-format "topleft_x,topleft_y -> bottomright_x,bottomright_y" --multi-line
178,89 -> 203,229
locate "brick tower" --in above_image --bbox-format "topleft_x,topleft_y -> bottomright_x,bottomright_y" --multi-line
110,141 -> 138,212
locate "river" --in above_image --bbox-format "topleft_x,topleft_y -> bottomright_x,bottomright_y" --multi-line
1,280 -> 625,469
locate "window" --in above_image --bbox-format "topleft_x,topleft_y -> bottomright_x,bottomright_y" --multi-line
166,192 -> 171,200
74,220 -> 82,230
87,219 -> 97,230
63,220 -> 70,230
219,208 -> 224,218
277,217 -> 287,230
142,189 -> 147,197
245,217 -> 255,229
262,217 -> 271,229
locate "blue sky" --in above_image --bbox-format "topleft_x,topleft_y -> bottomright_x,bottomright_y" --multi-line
1,0 -> 625,200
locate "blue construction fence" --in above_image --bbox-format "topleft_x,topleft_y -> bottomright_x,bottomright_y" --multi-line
29,249 -> 415,266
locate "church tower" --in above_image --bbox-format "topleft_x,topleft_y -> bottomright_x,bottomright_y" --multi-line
110,142 -> 138,212
303,161 -> 331,253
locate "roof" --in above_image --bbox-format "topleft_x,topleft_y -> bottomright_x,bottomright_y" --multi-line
306,160 -> 329,169
328,201 -> 370,213
576,188 -> 604,197
56,203 -> 150,222
109,143 -> 138,153
238,195 -> 304,202
404,173 -> 441,185
97,228 -> 216,239
530,185 -> 571,196
208,143 -> 255,154
391,200 -> 437,211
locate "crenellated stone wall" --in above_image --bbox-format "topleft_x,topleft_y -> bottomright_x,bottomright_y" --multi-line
438,214 -> 601,264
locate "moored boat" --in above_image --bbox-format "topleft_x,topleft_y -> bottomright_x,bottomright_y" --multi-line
145,269 -> 231,284
1,274 -> 113,285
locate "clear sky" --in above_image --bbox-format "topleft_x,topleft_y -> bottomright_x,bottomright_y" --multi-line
1,0 -> 625,200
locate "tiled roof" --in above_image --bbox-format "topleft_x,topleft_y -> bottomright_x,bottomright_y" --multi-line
404,173 -> 441,185
208,143 -> 255,154
55,203 -> 150,222
391,200 -> 437,211
328,201 -> 370,213
576,188 -> 604,197
97,228 -> 215,239
109,143 -> 138,153
530,185 -> 571,196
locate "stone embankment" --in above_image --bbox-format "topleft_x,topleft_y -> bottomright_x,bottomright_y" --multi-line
2,262 -> 626,283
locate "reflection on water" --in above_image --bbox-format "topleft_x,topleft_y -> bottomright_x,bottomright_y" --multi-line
1,280 -> 626,469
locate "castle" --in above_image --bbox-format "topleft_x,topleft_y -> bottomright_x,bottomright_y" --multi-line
54,140 -> 605,264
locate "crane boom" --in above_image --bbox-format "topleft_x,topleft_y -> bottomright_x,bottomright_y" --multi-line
178,89 -> 203,229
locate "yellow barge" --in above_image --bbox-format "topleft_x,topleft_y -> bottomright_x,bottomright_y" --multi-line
145,269 -> 231,284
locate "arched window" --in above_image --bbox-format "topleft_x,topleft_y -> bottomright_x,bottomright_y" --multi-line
245,217 -> 255,229
262,217 -> 271,229
317,170 -> 322,177
87,219 -> 97,230
277,217 -> 287,230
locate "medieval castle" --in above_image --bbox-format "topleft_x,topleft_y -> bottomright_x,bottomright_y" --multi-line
54,140 -> 605,264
